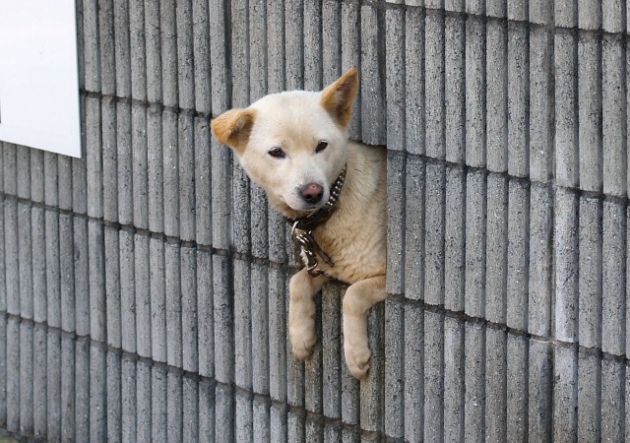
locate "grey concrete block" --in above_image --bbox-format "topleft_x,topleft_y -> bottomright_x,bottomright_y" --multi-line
485,174 -> 508,324
528,184 -> 552,337
340,1 -> 360,138
234,258 -> 252,389
19,322 -> 34,435
32,326 -> 46,438
404,155 -> 425,300
132,104 -> 149,229
117,101 -> 133,225
193,0 -> 211,113
304,0 -> 323,91
341,329 -> 359,428
182,246 -> 198,372
466,0 -> 485,14
287,409 -> 305,443
179,113 -> 196,241
6,317 -> 19,432
487,0 -> 507,17
321,284 -> 341,419
236,390 -> 254,443
0,316 -> 5,429
506,180 -> 529,331
555,0 -> 577,27
74,217 -> 90,337
530,0 -> 552,23
214,255 -> 234,384
270,403 -> 287,443
465,170 -> 486,318
150,238 -> 166,362
386,8 -> 405,152
507,22 -> 529,177
423,310 -> 443,442
215,384 -> 235,443
167,370 -> 183,443
424,162 -> 446,306
73,158 -> 88,217
268,267 -> 286,402
148,105 -> 164,233
88,220 -> 107,342
627,367 -> 630,442
183,375 -> 199,443
101,97 -> 118,223
445,15 -> 465,164
90,344 -> 107,443
528,339 -> 552,442
136,359 -> 152,442
145,0 -> 162,103
600,358 -> 625,442
33,207 -> 47,322
554,31 -> 579,188
464,322 -> 485,442
251,263 -> 269,394
553,345 -> 578,442
577,350 -> 601,441
3,144 -> 17,196
252,398 -> 271,443
425,0 -> 444,8
305,310 -> 323,415
267,0 -> 286,95
486,20 -> 507,172
444,165 -> 465,312
506,334 -> 527,441
251,184 -> 268,259
322,0 -> 341,87
83,0 -> 100,91
197,249 -> 214,378
161,0 -> 178,107
445,0 -> 464,12
175,2 -> 195,109
151,364 -> 168,443
465,17 -> 486,168
405,7 -> 425,155
5,200 -> 19,315
209,0 -> 230,113
386,151 -> 405,296
507,0 -> 527,20
602,201 -> 626,355
44,152 -> 59,207
120,230 -> 136,353
424,10 -> 446,159
603,35 -> 627,197
443,316 -> 464,443
229,0 -> 250,107
305,415 -> 323,443
30,149 -> 44,204
250,0 -> 269,101
130,0 -> 146,101
233,161 -> 251,255
166,242 -> 181,367
0,198 -> 4,313
135,234 -> 151,358
554,188 -> 579,342
195,117 -> 212,246
384,299 -> 403,438
603,0 -> 624,31
579,197 -> 602,348
99,0 -> 115,95
578,33 -> 603,192
578,0 -> 602,29
86,95 -> 103,218
107,351 -> 122,442
163,109 -> 180,237
529,28 -> 553,182
114,0 -> 131,98
199,378 -> 215,442
75,338 -> 90,443
18,203 -> 33,320
211,138 -> 232,250
46,330 -> 62,441
17,143 -> 30,200
61,336 -> 76,441
45,210 -> 61,328
268,203 -> 287,264
485,328 -> 507,442
60,213 -> 75,332
105,226 -> 121,348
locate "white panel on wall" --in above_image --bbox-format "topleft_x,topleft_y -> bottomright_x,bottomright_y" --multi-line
0,0 -> 81,158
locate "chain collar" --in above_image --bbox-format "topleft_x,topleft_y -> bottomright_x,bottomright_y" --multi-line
288,167 -> 346,276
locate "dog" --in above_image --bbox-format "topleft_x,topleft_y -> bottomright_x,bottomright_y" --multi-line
211,67 -> 387,379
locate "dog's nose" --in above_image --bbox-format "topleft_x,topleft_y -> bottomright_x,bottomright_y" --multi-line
300,183 -> 324,204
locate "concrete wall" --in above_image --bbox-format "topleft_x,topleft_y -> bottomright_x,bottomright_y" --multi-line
1,0 -> 629,441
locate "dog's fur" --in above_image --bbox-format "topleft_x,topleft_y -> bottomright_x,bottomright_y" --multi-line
211,68 -> 387,379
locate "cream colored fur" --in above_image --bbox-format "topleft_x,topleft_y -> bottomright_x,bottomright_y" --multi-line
211,68 -> 387,379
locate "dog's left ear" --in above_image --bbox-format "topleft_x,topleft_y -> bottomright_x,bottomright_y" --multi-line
210,108 -> 257,155
320,67 -> 359,128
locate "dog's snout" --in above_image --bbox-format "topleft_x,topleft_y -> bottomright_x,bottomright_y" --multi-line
300,183 -> 324,204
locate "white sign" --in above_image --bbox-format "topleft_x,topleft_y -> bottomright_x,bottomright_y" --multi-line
0,0 -> 82,158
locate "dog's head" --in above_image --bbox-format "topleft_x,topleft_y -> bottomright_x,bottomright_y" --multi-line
211,68 -> 358,217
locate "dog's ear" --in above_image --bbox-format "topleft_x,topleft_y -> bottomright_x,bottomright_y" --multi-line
320,67 -> 359,128
210,108 -> 257,154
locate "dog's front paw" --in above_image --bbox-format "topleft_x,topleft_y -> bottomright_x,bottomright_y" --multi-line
290,321 -> 317,361
345,344 -> 371,380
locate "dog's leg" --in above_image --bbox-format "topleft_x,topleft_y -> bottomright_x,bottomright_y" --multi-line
342,275 -> 387,379
289,268 -> 329,360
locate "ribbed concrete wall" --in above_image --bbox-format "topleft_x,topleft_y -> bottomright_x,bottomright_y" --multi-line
1,0 -> 629,442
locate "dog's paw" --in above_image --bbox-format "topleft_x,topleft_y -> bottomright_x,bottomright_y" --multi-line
345,345 -> 371,380
290,323 -> 317,361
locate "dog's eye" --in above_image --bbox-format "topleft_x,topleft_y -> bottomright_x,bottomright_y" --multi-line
315,141 -> 328,153
268,147 -> 285,158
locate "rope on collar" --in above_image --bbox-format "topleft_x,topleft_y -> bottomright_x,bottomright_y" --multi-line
288,167 -> 346,276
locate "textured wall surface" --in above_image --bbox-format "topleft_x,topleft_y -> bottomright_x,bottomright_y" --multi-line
1,0 -> 630,442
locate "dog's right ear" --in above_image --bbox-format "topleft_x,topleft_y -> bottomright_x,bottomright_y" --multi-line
210,108 -> 257,154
